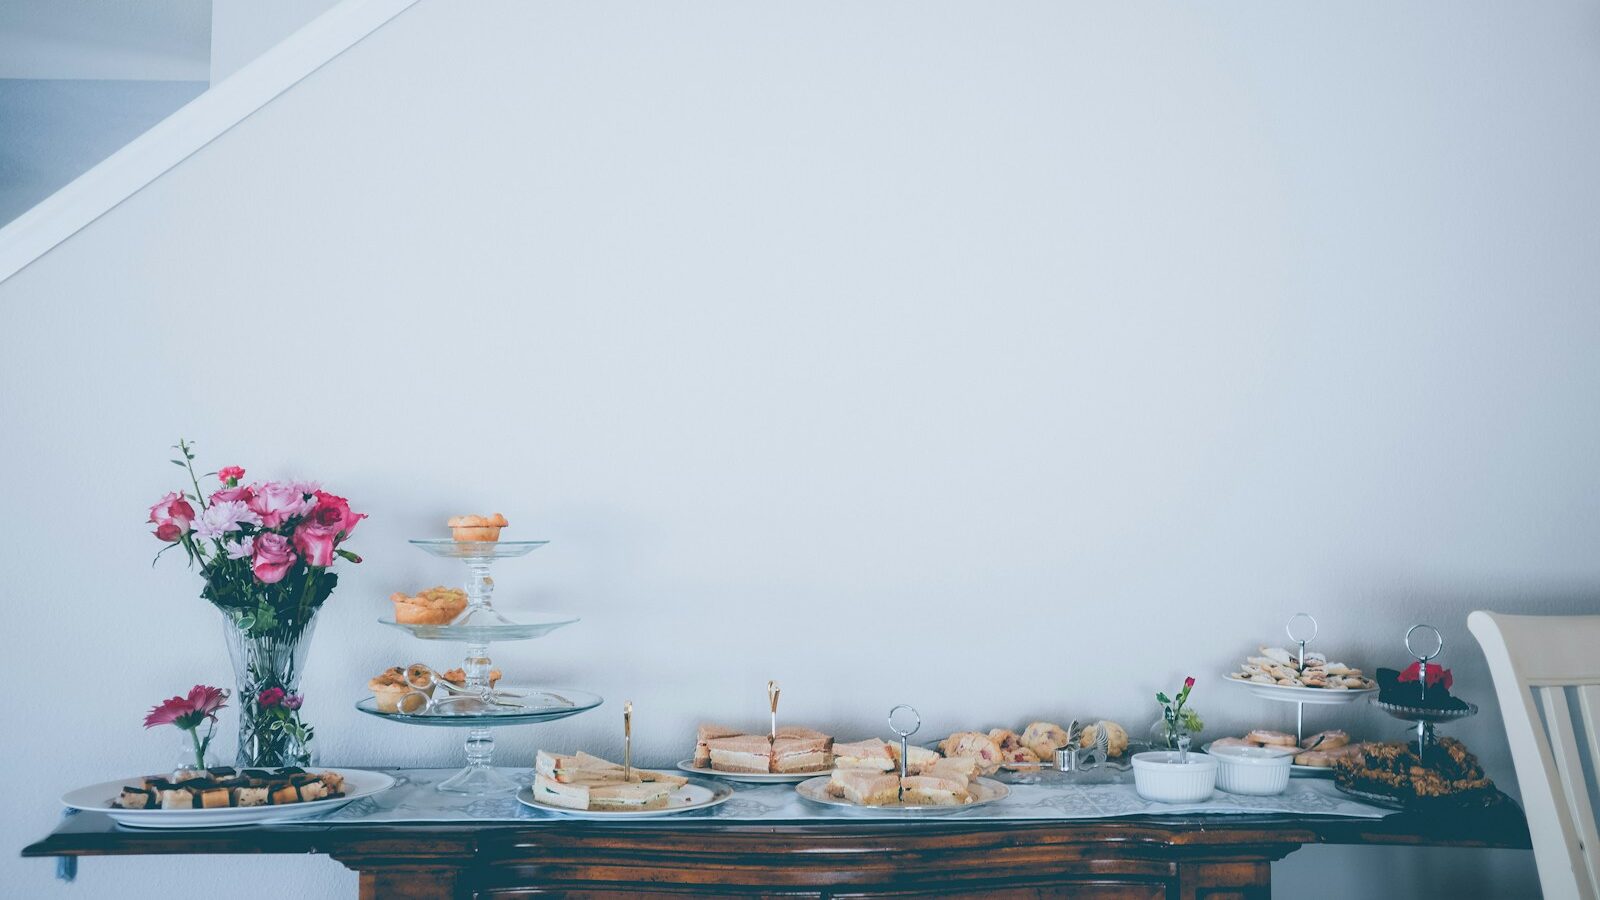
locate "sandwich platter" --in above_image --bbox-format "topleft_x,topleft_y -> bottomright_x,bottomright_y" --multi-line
674,760 -> 831,784
517,777 -> 733,818
796,775 -> 1009,816
62,768 -> 395,829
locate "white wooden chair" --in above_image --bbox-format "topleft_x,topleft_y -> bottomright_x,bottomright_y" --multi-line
1469,610 -> 1600,900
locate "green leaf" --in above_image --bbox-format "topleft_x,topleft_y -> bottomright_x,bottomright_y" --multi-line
171,459 -> 187,467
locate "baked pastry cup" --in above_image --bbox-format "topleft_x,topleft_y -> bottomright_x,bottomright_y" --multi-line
391,586 -> 468,624
447,513 -> 508,542
369,667 -> 430,713
442,667 -> 502,688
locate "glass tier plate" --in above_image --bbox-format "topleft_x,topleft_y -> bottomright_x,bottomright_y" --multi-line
379,612 -> 578,642
356,687 -> 602,726
795,775 -> 1009,816
409,539 -> 548,560
1375,699 -> 1479,723
1222,673 -> 1377,705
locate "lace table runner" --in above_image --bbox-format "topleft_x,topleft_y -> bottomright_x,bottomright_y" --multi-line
315,768 -> 1391,823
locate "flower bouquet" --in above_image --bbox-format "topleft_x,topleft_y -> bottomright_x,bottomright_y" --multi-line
150,440 -> 364,766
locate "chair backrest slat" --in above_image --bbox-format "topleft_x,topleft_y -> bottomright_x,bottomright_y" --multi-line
1540,686 -> 1600,892
1469,611 -> 1600,900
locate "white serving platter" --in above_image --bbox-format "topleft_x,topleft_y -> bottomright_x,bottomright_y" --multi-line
518,777 -> 733,818
1222,673 -> 1377,705
62,768 -> 395,829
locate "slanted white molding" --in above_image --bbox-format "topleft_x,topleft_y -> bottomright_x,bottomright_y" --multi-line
0,0 -> 421,285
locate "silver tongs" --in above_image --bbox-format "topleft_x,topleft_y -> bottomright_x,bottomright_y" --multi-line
1055,720 -> 1109,773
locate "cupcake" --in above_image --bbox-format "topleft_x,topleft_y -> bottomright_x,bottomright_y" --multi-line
442,667 -> 503,689
448,513 -> 508,542
391,586 -> 468,625
369,666 -> 430,713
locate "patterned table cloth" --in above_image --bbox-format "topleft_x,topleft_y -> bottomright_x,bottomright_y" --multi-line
315,767 -> 1392,824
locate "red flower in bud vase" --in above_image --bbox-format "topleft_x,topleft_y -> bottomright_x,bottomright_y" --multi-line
144,685 -> 229,770
218,466 -> 246,485
258,687 -> 286,708
1400,661 -> 1453,691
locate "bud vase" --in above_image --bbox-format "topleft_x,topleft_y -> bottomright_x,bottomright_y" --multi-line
221,608 -> 318,767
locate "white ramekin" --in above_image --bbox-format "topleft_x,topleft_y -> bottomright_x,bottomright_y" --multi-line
1209,744 -> 1294,796
1130,751 -> 1217,803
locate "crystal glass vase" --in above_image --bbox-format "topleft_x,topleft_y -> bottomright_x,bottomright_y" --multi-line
222,609 -> 318,768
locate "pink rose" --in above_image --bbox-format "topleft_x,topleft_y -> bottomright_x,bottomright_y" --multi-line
148,491 -> 195,542
257,687 -> 285,708
251,533 -> 297,584
218,466 -> 246,485
211,485 -> 253,504
292,521 -> 339,567
308,491 -> 365,541
246,482 -> 314,529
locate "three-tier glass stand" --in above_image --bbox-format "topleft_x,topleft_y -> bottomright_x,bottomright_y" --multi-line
358,539 -> 601,796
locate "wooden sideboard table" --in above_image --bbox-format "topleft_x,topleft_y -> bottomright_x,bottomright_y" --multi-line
24,799 -> 1529,900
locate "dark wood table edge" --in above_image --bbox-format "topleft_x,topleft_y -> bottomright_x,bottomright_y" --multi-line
22,807 -> 1533,860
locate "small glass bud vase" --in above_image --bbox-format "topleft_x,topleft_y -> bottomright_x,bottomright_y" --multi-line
1150,715 -> 1189,751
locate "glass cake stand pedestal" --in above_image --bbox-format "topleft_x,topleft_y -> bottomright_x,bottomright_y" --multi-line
367,538 -> 595,795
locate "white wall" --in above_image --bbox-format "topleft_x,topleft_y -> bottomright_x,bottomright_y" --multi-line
211,0 -> 341,83
4,1 -> 1600,896
0,0 -> 211,81
0,79 -> 208,224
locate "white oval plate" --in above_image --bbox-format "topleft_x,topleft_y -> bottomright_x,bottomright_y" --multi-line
674,760 -> 832,783
1222,673 -> 1377,705
795,775 -> 1009,815
517,777 -> 733,818
62,768 -> 395,829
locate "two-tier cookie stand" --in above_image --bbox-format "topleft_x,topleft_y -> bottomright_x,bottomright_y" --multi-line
1373,623 -> 1477,760
357,539 -> 602,796
1224,613 -> 1376,776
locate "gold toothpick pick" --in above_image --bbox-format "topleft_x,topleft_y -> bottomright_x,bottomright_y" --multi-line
623,700 -> 633,781
768,680 -> 780,740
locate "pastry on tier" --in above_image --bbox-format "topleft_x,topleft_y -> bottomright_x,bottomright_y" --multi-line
1214,728 -> 1364,767
441,667 -> 503,688
533,750 -> 688,811
693,724 -> 834,774
390,586 -> 468,624
1226,646 -> 1375,690
369,666 -> 430,713
113,767 -> 347,810
448,513 -> 508,541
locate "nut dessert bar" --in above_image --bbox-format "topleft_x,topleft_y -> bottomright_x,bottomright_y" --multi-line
113,766 -> 347,810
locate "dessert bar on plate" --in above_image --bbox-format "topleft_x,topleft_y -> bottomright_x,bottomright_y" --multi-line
63,767 -> 395,829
